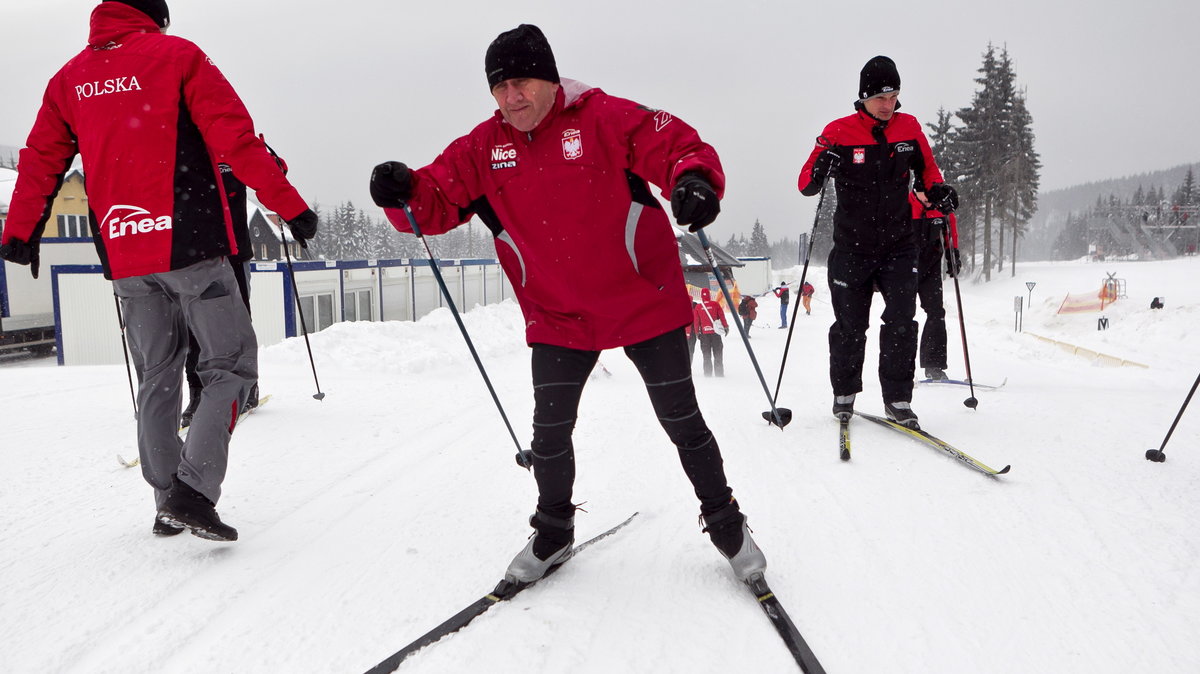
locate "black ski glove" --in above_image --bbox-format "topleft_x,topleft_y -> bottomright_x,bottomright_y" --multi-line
671,172 -> 720,232
945,246 -> 962,277
370,161 -> 414,209
0,237 -> 40,279
927,183 -> 959,213
287,209 -> 319,248
810,148 -> 842,185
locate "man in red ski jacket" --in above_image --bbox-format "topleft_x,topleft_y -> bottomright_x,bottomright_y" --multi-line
369,24 -> 766,584
797,55 -> 957,429
694,288 -> 729,377
0,0 -> 318,542
910,194 -> 961,381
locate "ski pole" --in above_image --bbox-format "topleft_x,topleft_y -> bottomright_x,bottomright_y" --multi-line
766,136 -> 834,423
927,205 -> 977,409
695,228 -> 791,428
281,234 -> 326,400
768,134 -> 835,422
946,234 -> 978,409
398,202 -> 532,469
1145,370 -> 1200,463
112,293 -> 138,418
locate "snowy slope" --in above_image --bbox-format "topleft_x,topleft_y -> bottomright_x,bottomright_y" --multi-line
2,258 -> 1199,673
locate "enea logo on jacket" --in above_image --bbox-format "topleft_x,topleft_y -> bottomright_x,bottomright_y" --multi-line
102,205 -> 172,239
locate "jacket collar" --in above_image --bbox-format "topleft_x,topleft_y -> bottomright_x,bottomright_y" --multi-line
89,2 -> 160,50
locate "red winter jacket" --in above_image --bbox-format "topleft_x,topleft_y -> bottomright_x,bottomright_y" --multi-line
383,79 -> 724,350
798,108 -> 943,255
2,3 -> 308,280
694,289 -> 727,335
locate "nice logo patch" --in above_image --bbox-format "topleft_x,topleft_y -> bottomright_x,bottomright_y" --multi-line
490,144 -> 518,170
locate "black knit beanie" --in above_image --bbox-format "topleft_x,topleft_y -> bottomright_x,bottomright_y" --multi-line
485,24 -> 560,89
104,0 -> 170,29
858,55 -> 900,101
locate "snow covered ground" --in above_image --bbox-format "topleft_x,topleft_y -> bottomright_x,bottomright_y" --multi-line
2,256 -> 1198,673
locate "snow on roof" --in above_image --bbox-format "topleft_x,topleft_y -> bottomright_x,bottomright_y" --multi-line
247,189 -> 295,242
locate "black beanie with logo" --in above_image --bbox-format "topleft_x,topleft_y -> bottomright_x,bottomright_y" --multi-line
104,0 -> 170,29
485,24 -> 560,89
858,55 -> 901,101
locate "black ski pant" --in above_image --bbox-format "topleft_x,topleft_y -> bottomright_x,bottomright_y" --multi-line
698,333 -> 724,376
827,245 -> 919,402
916,239 -> 947,371
529,328 -> 734,520
186,259 -> 251,390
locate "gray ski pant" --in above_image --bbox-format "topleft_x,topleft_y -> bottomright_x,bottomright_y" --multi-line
113,257 -> 257,506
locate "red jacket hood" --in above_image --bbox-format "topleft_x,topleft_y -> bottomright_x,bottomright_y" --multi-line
89,2 -> 160,49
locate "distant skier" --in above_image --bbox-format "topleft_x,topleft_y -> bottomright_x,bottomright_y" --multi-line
0,0 -> 318,541
695,288 -> 729,377
800,281 -> 815,315
773,283 -> 791,328
797,55 -> 955,429
737,294 -> 758,334
1150,297 -> 1164,309
369,25 -> 766,584
911,193 -> 961,382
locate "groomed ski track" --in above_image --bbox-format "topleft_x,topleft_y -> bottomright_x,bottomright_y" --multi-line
3,259 -> 1200,673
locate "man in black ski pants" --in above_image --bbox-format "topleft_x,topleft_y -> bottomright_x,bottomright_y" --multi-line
369,25 -> 766,585
797,56 -> 957,429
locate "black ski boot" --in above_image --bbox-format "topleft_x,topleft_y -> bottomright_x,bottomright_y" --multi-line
701,501 -> 767,581
832,393 -> 856,421
924,367 -> 948,381
180,386 -> 201,428
152,518 -> 185,537
504,510 -> 574,583
884,401 -> 920,429
157,475 -> 238,542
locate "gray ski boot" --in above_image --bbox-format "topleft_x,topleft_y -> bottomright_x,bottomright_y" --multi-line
884,400 -> 920,429
504,510 -> 575,584
701,502 -> 767,581
832,393 -> 856,421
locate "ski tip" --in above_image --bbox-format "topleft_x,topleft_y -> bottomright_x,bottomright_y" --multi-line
996,465 -> 1012,475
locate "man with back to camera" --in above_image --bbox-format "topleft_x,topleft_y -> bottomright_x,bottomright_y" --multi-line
0,0 -> 318,541
797,55 -> 957,429
368,24 -> 767,584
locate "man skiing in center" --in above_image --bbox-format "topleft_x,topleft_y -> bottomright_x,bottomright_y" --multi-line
797,55 -> 956,429
368,25 -> 766,584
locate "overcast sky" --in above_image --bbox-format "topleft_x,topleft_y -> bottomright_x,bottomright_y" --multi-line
3,0 -> 1197,240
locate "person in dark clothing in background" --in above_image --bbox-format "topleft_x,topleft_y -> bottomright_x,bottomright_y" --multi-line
797,55 -> 956,429
911,193 -> 961,381
737,294 -> 758,334
181,142 -> 288,427
773,283 -> 790,328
